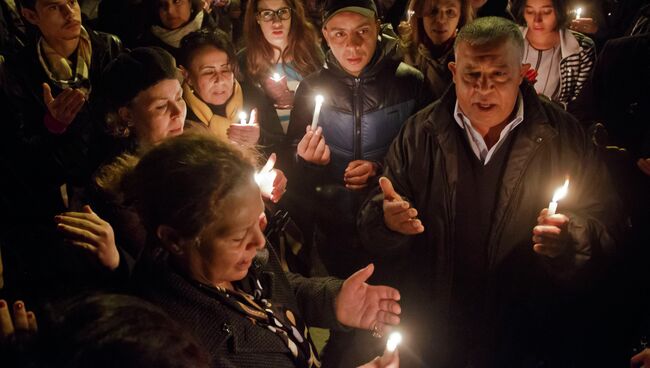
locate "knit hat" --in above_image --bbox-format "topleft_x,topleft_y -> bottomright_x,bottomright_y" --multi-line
322,0 -> 378,26
101,47 -> 179,108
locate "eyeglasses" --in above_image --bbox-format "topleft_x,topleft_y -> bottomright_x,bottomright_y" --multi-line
256,7 -> 291,22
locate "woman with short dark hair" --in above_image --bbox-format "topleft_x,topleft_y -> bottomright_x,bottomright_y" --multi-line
513,0 -> 596,106
100,133 -> 402,367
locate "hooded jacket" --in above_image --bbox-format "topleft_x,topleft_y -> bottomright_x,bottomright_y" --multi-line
358,83 -> 624,366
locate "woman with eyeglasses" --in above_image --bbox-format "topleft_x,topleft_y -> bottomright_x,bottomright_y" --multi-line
239,0 -> 323,133
399,0 -> 474,101
137,0 -> 221,59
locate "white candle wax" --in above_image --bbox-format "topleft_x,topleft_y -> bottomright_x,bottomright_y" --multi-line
249,109 -> 257,126
311,94 -> 324,130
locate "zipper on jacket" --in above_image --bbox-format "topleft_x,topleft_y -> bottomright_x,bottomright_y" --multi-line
353,78 -> 362,160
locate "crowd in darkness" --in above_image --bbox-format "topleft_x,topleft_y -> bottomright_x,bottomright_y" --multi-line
0,0 -> 649,367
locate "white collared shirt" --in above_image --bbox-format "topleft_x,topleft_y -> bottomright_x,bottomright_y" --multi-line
453,95 -> 524,165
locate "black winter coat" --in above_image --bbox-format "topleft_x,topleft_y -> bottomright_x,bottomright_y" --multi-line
133,245 -> 344,368
358,83 -> 624,367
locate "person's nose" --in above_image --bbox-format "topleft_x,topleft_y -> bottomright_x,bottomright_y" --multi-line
475,74 -> 493,92
346,33 -> 362,50
534,11 -> 543,23
250,222 -> 266,251
169,100 -> 183,119
61,3 -> 74,18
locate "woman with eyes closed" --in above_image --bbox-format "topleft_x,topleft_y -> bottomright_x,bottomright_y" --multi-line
99,133 -> 402,368
239,0 -> 323,133
179,28 -> 285,152
399,0 -> 474,101
512,0 -> 596,106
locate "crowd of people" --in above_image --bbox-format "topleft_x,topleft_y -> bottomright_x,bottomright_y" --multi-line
0,0 -> 648,367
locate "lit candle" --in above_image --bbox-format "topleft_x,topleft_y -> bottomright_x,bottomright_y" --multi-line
249,108 -> 257,126
407,9 -> 415,22
271,73 -> 282,82
311,94 -> 324,130
547,179 -> 569,216
386,332 -> 402,353
575,7 -> 582,19
254,153 -> 277,198
238,111 -> 247,126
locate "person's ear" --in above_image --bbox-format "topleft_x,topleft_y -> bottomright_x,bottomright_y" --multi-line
179,65 -> 190,85
448,61 -> 457,82
117,106 -> 133,125
322,26 -> 331,47
156,225 -> 184,255
21,7 -> 39,26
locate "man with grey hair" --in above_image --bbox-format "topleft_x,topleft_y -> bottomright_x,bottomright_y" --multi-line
359,17 -> 623,366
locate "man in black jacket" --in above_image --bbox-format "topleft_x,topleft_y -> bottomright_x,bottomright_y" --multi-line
359,17 -> 624,367
0,0 -> 122,301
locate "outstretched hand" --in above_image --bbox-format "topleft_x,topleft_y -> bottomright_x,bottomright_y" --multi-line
43,83 -> 86,125
380,177 -> 424,235
335,264 -> 401,336
55,205 -> 120,270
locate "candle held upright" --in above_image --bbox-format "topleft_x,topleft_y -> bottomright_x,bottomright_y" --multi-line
311,94 -> 324,130
547,179 -> 569,216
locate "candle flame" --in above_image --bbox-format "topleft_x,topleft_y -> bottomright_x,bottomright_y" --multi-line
386,332 -> 402,352
576,7 -> 582,18
254,170 -> 277,197
315,94 -> 324,105
552,179 -> 569,202
271,73 -> 282,82
238,111 -> 247,120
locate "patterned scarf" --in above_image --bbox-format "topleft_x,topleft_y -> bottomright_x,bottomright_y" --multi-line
197,266 -> 320,367
183,79 -> 243,141
151,10 -> 204,48
37,25 -> 92,95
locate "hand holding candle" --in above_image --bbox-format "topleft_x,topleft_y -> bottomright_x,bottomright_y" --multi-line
254,153 -> 287,203
532,179 -> 570,258
262,73 -> 294,108
547,179 -> 569,216
228,108 -> 260,146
